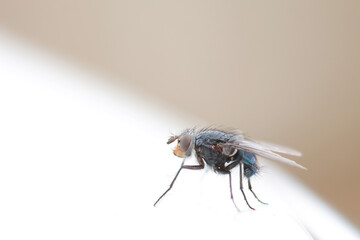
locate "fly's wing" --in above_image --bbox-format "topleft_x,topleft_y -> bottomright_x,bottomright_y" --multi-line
254,140 -> 302,157
220,134 -> 306,170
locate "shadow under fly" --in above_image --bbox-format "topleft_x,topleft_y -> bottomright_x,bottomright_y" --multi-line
154,128 -> 306,211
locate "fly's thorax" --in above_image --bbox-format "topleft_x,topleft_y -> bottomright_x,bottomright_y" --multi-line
194,141 -> 230,167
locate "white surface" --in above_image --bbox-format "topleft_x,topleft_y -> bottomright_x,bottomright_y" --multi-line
0,31 -> 359,240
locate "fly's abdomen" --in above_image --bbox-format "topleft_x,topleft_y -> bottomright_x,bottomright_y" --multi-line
238,150 -> 258,178
240,151 -> 256,165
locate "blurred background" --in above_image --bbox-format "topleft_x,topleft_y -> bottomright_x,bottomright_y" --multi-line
1,0 -> 359,228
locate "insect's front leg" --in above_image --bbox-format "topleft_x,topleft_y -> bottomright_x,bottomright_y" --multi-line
182,155 -> 205,170
154,156 -> 205,207
153,159 -> 185,206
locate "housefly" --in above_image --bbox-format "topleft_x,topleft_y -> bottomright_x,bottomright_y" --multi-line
153,128 -> 306,210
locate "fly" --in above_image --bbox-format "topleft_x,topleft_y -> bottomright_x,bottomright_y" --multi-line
153,128 -> 306,211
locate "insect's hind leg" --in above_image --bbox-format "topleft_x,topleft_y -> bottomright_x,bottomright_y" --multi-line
239,163 -> 255,210
248,178 -> 268,205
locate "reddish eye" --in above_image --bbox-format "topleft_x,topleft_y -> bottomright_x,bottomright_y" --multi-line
179,134 -> 191,152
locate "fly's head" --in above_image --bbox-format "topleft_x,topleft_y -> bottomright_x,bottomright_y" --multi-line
167,129 -> 195,158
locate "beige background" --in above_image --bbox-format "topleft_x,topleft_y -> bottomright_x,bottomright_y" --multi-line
1,1 -> 359,227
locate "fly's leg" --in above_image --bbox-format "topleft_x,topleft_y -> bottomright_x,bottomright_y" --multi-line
153,156 -> 205,207
226,170 -> 240,212
240,162 -> 255,210
182,155 -> 205,170
248,179 -> 268,205
153,159 -> 185,206
215,161 -> 240,211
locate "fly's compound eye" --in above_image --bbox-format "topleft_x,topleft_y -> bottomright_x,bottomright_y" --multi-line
178,134 -> 191,152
